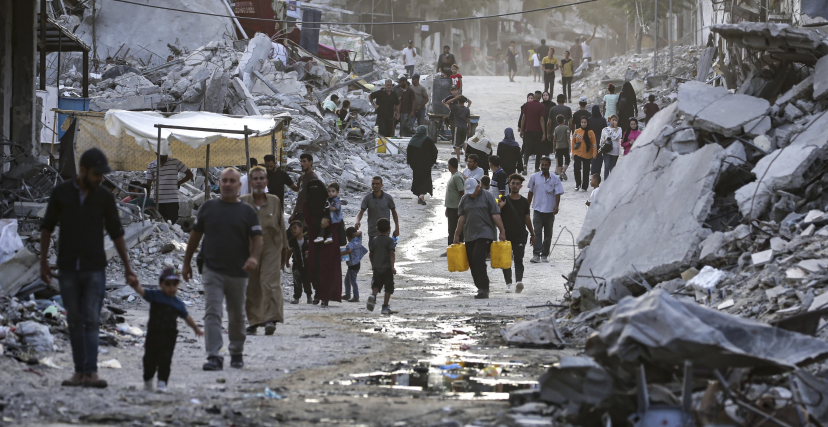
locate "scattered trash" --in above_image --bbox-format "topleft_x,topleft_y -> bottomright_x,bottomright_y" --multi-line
98,359 -> 122,369
14,321 -> 54,353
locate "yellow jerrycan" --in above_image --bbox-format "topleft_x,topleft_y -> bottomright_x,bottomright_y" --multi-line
490,241 -> 512,269
447,244 -> 469,272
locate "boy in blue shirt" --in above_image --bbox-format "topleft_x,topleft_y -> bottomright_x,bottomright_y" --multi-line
129,267 -> 203,392
341,227 -> 368,302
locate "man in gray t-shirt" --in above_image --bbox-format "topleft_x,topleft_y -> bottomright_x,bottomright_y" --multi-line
183,168 -> 263,372
356,176 -> 400,243
454,178 -> 506,299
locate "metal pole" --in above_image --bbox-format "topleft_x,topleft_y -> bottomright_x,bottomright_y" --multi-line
205,144 -> 210,205
327,24 -> 341,67
155,126 -> 161,206
40,0 -> 47,90
83,51 -> 89,98
653,0 -> 658,74
244,125 -> 251,194
669,0 -> 673,73
370,0 -> 374,36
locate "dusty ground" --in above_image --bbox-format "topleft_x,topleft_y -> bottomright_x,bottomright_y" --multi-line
0,75 -> 590,427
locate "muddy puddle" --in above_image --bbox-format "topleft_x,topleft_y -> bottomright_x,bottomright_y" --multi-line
343,315 -> 541,400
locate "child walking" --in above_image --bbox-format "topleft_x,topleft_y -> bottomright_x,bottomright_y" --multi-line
341,227 -> 368,302
286,220 -> 314,304
314,183 -> 341,244
586,174 -> 601,209
367,218 -> 397,315
553,114 -> 571,181
129,267 -> 203,392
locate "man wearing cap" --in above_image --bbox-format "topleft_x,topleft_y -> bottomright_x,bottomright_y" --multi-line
146,154 -> 194,224
410,74 -> 429,127
369,79 -> 400,138
572,96 -> 591,133
402,40 -> 417,76
41,148 -> 139,388
454,178 -> 506,299
183,167 -> 263,371
398,77 -> 416,137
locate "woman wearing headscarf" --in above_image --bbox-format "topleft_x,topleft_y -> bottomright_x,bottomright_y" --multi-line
465,127 -> 492,176
600,115 -> 622,178
617,82 -> 638,133
497,128 -> 524,176
587,104 -> 608,177
406,125 -> 439,205
571,116 -> 596,191
621,117 -> 641,156
540,91 -> 555,119
303,179 -> 342,306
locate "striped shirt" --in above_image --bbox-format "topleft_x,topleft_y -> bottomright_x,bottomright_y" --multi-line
146,158 -> 188,204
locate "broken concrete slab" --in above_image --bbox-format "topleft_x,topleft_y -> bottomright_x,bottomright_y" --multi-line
735,110 -> 828,218
775,75 -> 814,106
752,249 -> 774,266
784,103 -> 805,122
0,248 -> 38,297
237,33 -> 274,91
677,81 -> 770,137
574,142 -> 724,309
711,23 -> 828,65
90,94 -> 172,112
668,128 -> 699,154
770,236 -> 789,251
815,55 -> 828,100
104,221 -> 153,261
798,259 -> 828,273
745,115 -> 772,138
499,316 -> 566,347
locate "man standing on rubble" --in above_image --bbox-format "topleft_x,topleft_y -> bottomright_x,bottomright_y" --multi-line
410,74 -> 429,128
370,79 -> 400,138
146,154 -> 194,225
398,78 -> 416,137
264,154 -> 299,204
403,40 -> 417,76
527,157 -> 564,263
183,168 -> 263,371
41,148 -> 139,388
290,153 -> 319,222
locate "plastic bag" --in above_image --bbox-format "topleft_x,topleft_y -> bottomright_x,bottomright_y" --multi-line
490,241 -> 512,269
0,219 -> 24,265
447,244 -> 469,272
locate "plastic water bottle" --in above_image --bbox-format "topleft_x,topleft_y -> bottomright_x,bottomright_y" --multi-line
393,236 -> 399,248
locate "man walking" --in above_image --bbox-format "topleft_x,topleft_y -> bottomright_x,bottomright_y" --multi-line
541,47 -> 559,96
520,92 -> 547,172
41,148 -> 138,388
443,157 -> 466,255
454,178 -> 506,299
497,173 -> 534,293
263,154 -> 299,204
488,155 -> 508,198
290,153 -> 319,222
183,168 -> 263,371
463,154 -> 484,182
436,45 -> 457,76
398,78 -> 416,137
369,79 -> 400,138
356,176 -> 400,244
146,154 -> 193,224
527,157 -> 564,263
239,158 -> 263,196
403,40 -> 417,76
506,41 -> 518,83
410,74 -> 429,127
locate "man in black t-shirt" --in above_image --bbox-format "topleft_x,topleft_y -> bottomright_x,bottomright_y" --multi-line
572,97 -> 591,133
497,173 -> 534,294
436,45 -> 457,75
183,167 -> 263,372
369,79 -> 400,137
263,155 -> 298,204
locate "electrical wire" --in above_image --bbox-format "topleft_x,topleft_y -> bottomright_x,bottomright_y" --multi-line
109,0 -> 599,26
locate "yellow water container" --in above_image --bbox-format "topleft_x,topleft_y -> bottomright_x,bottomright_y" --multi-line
490,241 -> 513,269
376,137 -> 387,153
447,244 -> 469,272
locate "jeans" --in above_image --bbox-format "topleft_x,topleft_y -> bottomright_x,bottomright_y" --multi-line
573,155 -> 591,190
203,266 -> 248,357
400,113 -> 413,137
604,154 -> 618,179
143,329 -> 177,382
59,270 -> 106,374
561,77 -> 573,101
532,211 -> 556,257
502,240 -> 526,284
465,239 -> 492,293
344,264 -> 360,299
405,65 -> 415,76
446,207 -> 463,246
591,152 -> 604,178
158,202 -> 179,224
544,73 -> 555,96
413,108 -> 426,126
292,265 -> 313,299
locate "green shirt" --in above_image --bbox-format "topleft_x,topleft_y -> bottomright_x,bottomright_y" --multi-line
445,171 -> 465,209
554,125 -> 570,149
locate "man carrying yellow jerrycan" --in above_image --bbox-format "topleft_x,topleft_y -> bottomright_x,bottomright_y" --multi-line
449,177 -> 514,299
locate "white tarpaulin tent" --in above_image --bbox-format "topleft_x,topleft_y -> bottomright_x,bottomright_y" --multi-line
104,110 -> 287,155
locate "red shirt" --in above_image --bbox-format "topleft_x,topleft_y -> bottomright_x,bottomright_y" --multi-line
450,74 -> 463,90
523,101 -> 546,132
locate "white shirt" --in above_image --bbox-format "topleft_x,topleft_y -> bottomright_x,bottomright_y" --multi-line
270,42 -> 288,64
462,167 -> 484,182
581,41 -> 592,58
532,53 -> 541,67
601,127 -> 622,156
402,47 -> 417,66
588,187 -> 599,208
527,172 -> 565,213
238,174 -> 268,196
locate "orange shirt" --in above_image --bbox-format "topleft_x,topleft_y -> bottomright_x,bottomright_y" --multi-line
571,128 -> 597,159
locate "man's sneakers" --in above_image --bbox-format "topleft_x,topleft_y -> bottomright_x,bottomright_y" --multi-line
381,305 -> 391,315
506,283 -> 513,293
290,298 -> 300,305
156,381 -> 168,392
561,171 -> 568,181
515,282 -> 525,293
529,255 -> 541,263
324,237 -> 333,244
474,292 -> 489,299
203,356 -> 224,371
366,295 -> 376,312
61,373 -> 84,387
348,297 -> 360,302
83,373 -> 108,388
230,354 -> 244,369
541,256 -> 549,263
144,379 -> 154,392
264,322 -> 276,336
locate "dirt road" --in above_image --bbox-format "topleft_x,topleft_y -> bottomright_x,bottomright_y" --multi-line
2,75 -> 589,427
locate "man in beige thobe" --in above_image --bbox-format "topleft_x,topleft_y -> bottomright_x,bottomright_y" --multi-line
241,166 -> 287,335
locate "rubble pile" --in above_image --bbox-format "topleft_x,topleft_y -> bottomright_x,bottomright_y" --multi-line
500,23 -> 828,426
